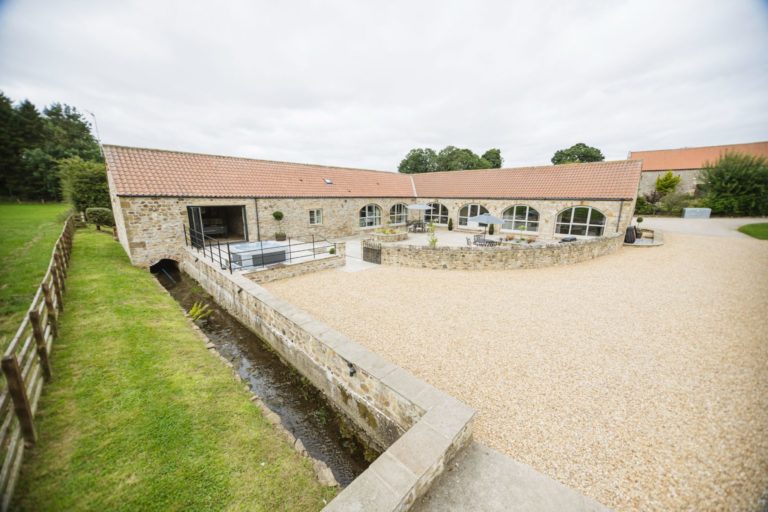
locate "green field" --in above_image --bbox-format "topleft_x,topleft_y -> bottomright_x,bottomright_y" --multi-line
738,222 -> 768,240
13,227 -> 335,511
0,203 -> 71,345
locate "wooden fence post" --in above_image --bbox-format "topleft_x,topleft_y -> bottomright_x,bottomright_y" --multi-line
41,283 -> 58,339
1,356 -> 36,445
51,266 -> 64,312
28,311 -> 52,382
54,251 -> 66,291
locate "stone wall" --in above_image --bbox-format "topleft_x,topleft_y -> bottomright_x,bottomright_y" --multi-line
110,192 -> 635,268
381,234 -> 624,270
243,243 -> 346,284
638,169 -> 700,196
180,249 -> 475,510
422,198 -> 635,239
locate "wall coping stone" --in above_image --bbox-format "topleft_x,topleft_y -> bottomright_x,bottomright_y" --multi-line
182,247 -> 476,511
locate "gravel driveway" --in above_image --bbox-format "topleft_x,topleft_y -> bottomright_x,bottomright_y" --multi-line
265,227 -> 768,511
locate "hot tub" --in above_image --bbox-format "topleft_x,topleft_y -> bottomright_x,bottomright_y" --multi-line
229,241 -> 287,268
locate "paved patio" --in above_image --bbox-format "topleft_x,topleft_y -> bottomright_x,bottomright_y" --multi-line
266,218 -> 768,511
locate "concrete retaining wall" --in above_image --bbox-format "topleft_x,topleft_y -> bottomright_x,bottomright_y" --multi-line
180,248 -> 475,511
381,234 -> 624,270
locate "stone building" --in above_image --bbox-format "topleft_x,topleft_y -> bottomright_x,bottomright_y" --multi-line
630,141 -> 768,196
104,145 -> 642,268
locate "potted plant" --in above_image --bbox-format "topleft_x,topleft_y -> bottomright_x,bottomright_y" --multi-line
447,218 -> 454,231
273,211 -> 286,241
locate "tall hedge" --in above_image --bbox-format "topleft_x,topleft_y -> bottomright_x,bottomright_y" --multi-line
701,152 -> 768,216
59,156 -> 110,212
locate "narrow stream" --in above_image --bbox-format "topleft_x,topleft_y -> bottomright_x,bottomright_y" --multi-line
153,262 -> 370,486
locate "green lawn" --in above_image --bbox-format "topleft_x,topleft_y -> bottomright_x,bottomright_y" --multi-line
738,222 -> 768,240
13,228 -> 335,511
0,203 -> 71,345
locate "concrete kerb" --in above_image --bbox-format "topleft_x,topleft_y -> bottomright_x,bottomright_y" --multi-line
181,247 -> 476,511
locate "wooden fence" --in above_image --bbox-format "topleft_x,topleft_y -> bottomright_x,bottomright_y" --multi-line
0,215 -> 74,511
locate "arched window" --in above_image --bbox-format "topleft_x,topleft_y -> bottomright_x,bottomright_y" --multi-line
502,205 -> 539,232
556,206 -> 606,236
390,203 -> 408,225
458,204 -> 489,227
424,203 -> 449,224
359,204 -> 382,227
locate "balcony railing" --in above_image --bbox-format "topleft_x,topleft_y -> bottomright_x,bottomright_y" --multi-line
183,225 -> 337,273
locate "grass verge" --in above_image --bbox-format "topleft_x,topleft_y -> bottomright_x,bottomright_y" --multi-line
12,227 -> 335,511
0,203 -> 71,345
738,222 -> 768,240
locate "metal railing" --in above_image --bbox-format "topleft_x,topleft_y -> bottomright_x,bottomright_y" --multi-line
183,225 -> 337,273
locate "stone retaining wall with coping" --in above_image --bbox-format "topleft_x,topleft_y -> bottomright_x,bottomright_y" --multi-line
243,243 -> 346,284
381,234 -> 623,270
180,247 -> 475,511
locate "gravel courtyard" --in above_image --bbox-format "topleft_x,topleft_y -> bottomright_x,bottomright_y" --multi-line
265,227 -> 768,511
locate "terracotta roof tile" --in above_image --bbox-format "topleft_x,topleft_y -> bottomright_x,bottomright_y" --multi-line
629,141 -> 768,172
104,145 -> 414,198
412,161 -> 642,200
104,145 -> 642,200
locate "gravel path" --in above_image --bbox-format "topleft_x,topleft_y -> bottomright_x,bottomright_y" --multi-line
266,232 -> 768,511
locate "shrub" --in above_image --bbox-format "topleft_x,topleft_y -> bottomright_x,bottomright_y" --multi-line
655,171 -> 681,197
328,247 -> 336,255
85,207 -> 114,230
447,218 -> 453,231
272,211 -> 284,221
700,152 -> 768,216
634,196 -> 655,215
59,157 -> 110,212
658,192 -> 693,216
488,224 -> 495,235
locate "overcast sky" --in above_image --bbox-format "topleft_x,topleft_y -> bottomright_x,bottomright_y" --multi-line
1,0 -> 767,171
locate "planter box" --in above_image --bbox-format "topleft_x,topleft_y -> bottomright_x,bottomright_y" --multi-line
372,231 -> 408,242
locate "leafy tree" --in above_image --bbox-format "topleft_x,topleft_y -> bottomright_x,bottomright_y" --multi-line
481,148 -> 503,168
551,143 -> 605,164
398,146 -> 502,173
398,148 -> 437,174
0,92 -> 102,200
59,157 -> 110,212
700,152 -> 768,216
0,92 -> 19,196
655,171 -> 681,197
435,146 -> 490,171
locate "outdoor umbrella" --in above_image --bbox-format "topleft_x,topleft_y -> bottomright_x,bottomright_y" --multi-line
406,203 -> 431,223
468,213 -> 504,235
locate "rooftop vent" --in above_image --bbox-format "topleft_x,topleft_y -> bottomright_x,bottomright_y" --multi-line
323,178 -> 333,185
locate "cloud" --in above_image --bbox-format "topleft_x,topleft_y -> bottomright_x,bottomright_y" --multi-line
1,0 -> 767,170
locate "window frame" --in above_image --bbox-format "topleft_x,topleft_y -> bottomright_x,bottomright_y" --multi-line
359,204 -> 382,228
389,203 -> 408,225
308,208 -> 323,226
501,205 -> 540,233
458,204 -> 489,226
424,202 -> 449,225
555,206 -> 606,237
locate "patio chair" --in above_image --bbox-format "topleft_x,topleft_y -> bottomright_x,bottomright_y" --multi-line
466,237 -> 473,247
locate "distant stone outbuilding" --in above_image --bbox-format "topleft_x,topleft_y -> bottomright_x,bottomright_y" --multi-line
630,141 -> 768,196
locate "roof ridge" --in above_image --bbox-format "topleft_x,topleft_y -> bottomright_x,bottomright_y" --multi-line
102,144 -> 399,176
413,159 -> 640,177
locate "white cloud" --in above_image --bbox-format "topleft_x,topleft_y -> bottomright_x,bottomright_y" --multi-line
1,0 -> 766,170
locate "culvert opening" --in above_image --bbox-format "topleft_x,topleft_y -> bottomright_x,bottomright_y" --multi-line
150,259 -> 180,284
154,267 -> 372,486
